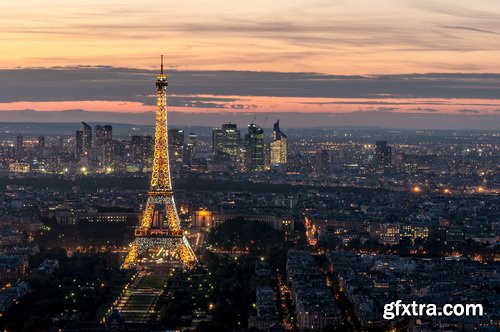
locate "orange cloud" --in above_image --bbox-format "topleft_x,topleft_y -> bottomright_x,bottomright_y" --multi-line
1,96 -> 498,115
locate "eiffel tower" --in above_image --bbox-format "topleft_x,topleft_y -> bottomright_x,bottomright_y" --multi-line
122,56 -> 197,269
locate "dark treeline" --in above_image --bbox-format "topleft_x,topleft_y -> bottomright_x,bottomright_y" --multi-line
0,175 -> 389,195
1,248 -> 129,331
37,218 -> 136,249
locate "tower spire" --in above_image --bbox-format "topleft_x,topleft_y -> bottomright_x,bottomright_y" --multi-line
160,54 -> 164,74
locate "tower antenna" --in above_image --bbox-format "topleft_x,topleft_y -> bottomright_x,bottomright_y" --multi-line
160,54 -> 164,74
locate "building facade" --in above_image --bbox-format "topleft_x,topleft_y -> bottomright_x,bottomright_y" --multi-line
246,123 -> 265,171
270,120 -> 287,167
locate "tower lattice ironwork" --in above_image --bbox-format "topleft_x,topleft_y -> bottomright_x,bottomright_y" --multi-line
123,56 -> 197,269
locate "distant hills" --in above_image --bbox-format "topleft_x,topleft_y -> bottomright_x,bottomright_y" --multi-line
0,109 -> 498,130
0,109 -> 155,125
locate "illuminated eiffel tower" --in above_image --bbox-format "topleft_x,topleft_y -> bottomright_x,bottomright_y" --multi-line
122,56 -> 197,269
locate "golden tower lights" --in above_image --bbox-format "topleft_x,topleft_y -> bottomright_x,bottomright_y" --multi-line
123,56 -> 197,269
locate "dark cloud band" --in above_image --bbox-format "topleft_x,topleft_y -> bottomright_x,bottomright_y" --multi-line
1,67 -> 500,104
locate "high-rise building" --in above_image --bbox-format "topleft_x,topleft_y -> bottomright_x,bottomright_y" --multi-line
236,146 -> 248,172
270,120 -> 287,166
168,129 -> 184,163
37,136 -> 45,155
81,122 -> 92,152
94,125 -> 113,168
112,140 -> 127,158
212,123 -> 241,160
376,141 -> 392,170
57,136 -> 64,154
101,144 -> 113,169
16,135 -> 24,158
131,135 -> 153,163
183,133 -> 197,167
75,130 -> 84,158
246,123 -> 264,171
94,125 -> 112,148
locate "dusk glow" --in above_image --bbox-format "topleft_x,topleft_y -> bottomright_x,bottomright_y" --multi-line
1,96 -> 500,115
3,0 -> 500,74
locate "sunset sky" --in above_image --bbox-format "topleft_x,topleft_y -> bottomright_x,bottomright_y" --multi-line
1,0 -> 500,128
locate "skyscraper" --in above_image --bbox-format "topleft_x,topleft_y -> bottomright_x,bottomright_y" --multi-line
37,136 -> 45,155
376,141 -> 392,170
270,120 -> 288,166
246,123 -> 265,171
212,123 -> 241,159
75,130 -> 84,158
131,135 -> 153,164
94,125 -> 113,168
168,129 -> 184,163
183,133 -> 197,168
81,122 -> 92,153
16,135 -> 24,158
94,125 -> 112,148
